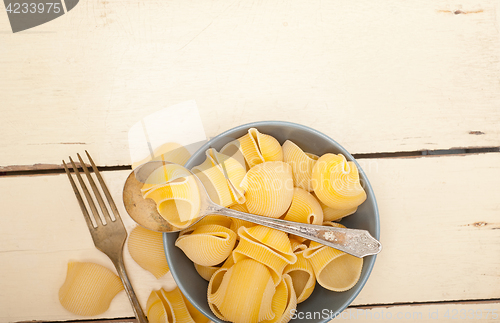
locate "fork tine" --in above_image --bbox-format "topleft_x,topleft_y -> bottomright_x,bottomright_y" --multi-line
69,156 -> 104,226
77,153 -> 113,224
85,151 -> 122,223
63,160 -> 96,230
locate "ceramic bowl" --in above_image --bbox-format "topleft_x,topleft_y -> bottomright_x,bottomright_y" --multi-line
164,121 -> 380,323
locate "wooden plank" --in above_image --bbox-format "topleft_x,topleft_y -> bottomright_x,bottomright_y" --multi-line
353,153 -> 500,305
1,0 -> 500,168
336,302 -> 500,322
15,301 -> 500,323
0,170 -> 177,322
0,153 -> 499,321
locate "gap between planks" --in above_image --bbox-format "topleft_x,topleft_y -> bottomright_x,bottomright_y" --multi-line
1,146 -> 499,177
15,298 -> 500,323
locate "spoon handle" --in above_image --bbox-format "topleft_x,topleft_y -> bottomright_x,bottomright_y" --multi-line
211,205 -> 381,258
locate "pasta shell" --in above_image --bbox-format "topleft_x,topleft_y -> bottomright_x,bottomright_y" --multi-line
207,267 -> 230,321
194,263 -> 220,281
208,149 -> 246,203
142,164 -> 201,228
220,140 -> 248,171
262,274 -> 297,323
147,287 -> 208,323
192,157 -> 234,207
233,226 -> 297,285
283,188 -> 323,225
181,292 -> 211,323
236,128 -> 283,168
128,226 -> 169,278
176,224 -> 237,267
283,253 -> 315,303
146,290 -> 171,323
317,196 -> 357,221
209,259 -> 276,323
180,214 -> 233,235
221,253 -> 236,269
282,140 -> 318,191
59,262 -> 124,316
248,128 -> 283,163
303,223 -> 363,292
161,288 -> 197,323
240,161 -> 294,218
312,154 -> 366,210
192,149 -> 246,207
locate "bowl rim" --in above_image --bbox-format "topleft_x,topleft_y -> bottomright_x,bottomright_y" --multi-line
164,120 -> 380,322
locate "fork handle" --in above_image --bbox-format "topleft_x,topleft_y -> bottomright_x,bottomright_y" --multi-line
111,257 -> 149,323
211,205 -> 381,258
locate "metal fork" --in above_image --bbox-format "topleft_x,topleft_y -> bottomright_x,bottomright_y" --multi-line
63,151 -> 148,323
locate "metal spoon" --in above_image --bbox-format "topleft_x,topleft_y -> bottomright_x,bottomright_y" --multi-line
123,161 -> 381,258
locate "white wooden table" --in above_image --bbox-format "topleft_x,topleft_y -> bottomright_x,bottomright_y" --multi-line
1,0 -> 499,322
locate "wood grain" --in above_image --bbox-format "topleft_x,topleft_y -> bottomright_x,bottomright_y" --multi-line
0,153 -> 499,321
1,0 -> 500,168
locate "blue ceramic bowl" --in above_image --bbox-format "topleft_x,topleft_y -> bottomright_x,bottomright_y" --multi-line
164,121 -> 379,323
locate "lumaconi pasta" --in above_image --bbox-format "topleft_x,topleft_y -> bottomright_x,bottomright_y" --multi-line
208,259 -> 276,323
318,197 -> 358,222
283,239 -> 316,303
176,224 -> 237,267
194,263 -> 221,281
231,128 -> 283,168
59,262 -> 124,316
282,140 -> 318,192
240,161 -> 294,218
233,226 -> 297,285
262,274 -> 297,323
142,163 -> 201,229
283,188 -> 323,225
303,223 -> 363,292
192,149 -> 246,207
146,287 -> 209,323
146,289 -> 171,323
128,226 -> 170,279
311,153 -> 366,210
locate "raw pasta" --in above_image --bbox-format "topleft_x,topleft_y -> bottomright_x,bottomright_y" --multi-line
225,128 -> 283,168
311,153 -> 366,210
283,188 -> 323,225
191,149 -> 246,207
146,287 -> 209,323
303,223 -> 363,292
240,161 -> 294,218
283,239 -> 316,303
282,140 -> 318,191
59,261 -> 123,316
262,274 -> 297,323
176,224 -> 237,267
142,163 -> 201,229
208,259 -> 276,323
233,226 -> 297,285
128,226 -> 170,279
